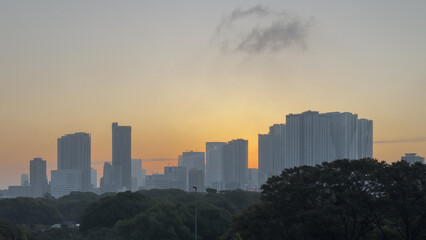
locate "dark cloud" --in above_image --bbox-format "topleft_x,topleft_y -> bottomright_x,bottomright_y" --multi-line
374,137 -> 426,144
215,5 -> 312,54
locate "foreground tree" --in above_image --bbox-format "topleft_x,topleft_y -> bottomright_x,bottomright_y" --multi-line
222,159 -> 426,240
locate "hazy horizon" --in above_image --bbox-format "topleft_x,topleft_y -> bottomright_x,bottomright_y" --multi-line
1,1 -> 426,189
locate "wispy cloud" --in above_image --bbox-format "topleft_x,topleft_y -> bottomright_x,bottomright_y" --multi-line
374,137 -> 426,144
214,5 -> 313,54
142,158 -> 176,162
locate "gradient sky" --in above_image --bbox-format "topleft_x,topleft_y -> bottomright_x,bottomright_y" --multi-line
1,1 -> 426,189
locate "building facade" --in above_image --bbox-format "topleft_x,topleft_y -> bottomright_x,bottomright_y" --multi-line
259,111 -> 373,184
222,139 -> 248,190
205,142 -> 226,190
57,132 -> 91,192
51,169 -> 83,198
30,158 -> 48,198
401,153 -> 425,164
112,122 -> 132,191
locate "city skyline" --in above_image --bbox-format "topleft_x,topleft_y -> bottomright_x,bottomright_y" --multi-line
1,1 -> 426,188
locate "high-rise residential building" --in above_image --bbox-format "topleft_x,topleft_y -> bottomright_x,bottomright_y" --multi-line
358,119 -> 373,158
258,124 -> 285,186
21,173 -> 29,186
401,153 -> 425,164
112,122 -> 132,191
51,169 -> 83,198
30,158 -> 48,198
100,162 -> 115,193
188,168 -> 205,192
205,142 -> 226,190
91,168 -> 97,189
222,139 -> 248,190
141,168 -> 146,188
57,132 -> 91,192
285,111 -> 331,168
164,166 -> 187,191
322,112 -> 359,161
131,159 -> 143,191
247,168 -> 259,191
260,111 -> 373,175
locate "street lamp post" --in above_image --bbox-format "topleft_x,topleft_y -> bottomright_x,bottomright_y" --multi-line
193,185 -> 197,240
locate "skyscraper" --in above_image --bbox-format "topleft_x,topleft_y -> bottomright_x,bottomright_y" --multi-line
112,122 -> 132,191
358,118 -> 373,158
222,139 -> 248,190
100,162 -> 115,193
57,132 -> 91,191
205,142 -> 226,190
30,158 -> 48,198
258,124 -> 285,186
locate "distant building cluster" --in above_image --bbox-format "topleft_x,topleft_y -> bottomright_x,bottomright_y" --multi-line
401,153 -> 425,165
1,110 -> 423,199
258,111 -> 374,185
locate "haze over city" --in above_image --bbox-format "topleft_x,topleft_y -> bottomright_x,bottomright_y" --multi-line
1,1 -> 426,189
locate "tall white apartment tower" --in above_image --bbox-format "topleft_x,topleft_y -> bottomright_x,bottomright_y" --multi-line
206,142 -> 226,190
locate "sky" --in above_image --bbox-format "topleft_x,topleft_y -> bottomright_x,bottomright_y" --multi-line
1,1 -> 426,189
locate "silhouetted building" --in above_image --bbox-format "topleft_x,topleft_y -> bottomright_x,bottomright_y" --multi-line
51,169 -> 82,198
57,132 -> 91,192
401,153 -> 425,164
206,142 -> 226,190
145,174 -> 168,190
91,168 -> 97,189
100,162 -> 115,193
188,168 -> 204,192
30,158 -> 48,198
141,168 -> 146,188
180,151 -> 205,172
258,124 -> 285,186
179,151 -> 205,187
164,166 -> 187,191
131,159 -> 143,191
358,119 -> 374,158
259,111 -> 373,176
7,185 -> 32,198
21,174 -> 29,186
222,139 -> 248,190
247,168 -> 259,191
112,122 -> 132,191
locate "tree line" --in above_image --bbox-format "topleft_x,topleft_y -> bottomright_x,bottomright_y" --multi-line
1,158 -> 425,240
223,159 -> 426,240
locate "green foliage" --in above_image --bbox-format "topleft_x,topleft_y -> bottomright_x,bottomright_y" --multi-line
0,220 -> 25,240
206,188 -> 217,194
80,191 -> 154,232
55,192 -> 100,224
115,202 -> 192,240
223,159 -> 426,240
0,197 -> 62,226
